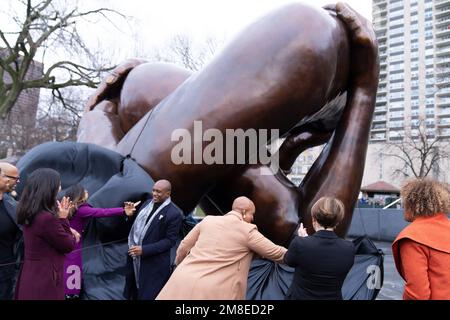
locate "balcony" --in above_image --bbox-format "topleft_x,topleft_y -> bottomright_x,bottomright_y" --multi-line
437,98 -> 450,107
390,19 -> 404,29
370,136 -> 386,142
438,118 -> 450,127
388,123 -> 404,129
436,46 -> 450,57
373,7 -> 387,18
388,2 -> 403,11
374,0 -> 386,6
436,0 -> 450,10
390,106 -> 404,112
436,17 -> 450,29
436,78 -> 450,87
435,56 -> 450,66
373,18 -> 387,28
436,87 -> 450,96
389,26 -> 405,36
374,22 -> 387,32
371,126 -> 387,132
389,115 -> 404,120
436,27 -> 450,38
377,86 -> 387,94
437,107 -> 450,116
377,33 -> 387,42
376,97 -> 387,104
435,7 -> 450,19
437,129 -> 450,137
436,67 -> 450,77
436,37 -> 450,47
373,117 -> 387,123
374,107 -> 387,113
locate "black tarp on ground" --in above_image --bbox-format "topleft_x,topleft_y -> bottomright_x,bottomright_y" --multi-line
246,236 -> 384,300
16,142 -> 154,299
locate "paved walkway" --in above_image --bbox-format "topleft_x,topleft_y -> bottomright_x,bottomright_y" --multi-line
372,240 -> 404,300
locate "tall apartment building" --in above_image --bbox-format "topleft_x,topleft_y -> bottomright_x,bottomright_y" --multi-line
287,146 -> 322,186
371,0 -> 450,142
278,1 -> 450,188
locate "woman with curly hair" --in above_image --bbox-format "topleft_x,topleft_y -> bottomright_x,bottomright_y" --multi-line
392,178 -> 450,300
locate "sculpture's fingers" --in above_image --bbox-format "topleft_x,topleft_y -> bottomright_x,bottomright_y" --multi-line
84,58 -> 148,112
322,4 -> 336,12
335,3 -> 360,34
335,2 -> 374,47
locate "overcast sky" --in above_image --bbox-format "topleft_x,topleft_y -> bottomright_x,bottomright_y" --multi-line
99,0 -> 373,52
2,0 -> 373,63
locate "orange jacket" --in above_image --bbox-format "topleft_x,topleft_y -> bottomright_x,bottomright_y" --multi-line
392,213 -> 450,300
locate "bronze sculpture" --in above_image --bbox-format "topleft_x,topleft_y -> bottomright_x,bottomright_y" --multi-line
77,2 -> 379,246
78,60 -> 192,149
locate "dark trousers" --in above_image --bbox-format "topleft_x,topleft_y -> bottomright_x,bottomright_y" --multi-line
0,277 -> 15,300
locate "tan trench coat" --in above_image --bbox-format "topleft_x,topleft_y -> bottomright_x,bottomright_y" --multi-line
156,211 -> 287,300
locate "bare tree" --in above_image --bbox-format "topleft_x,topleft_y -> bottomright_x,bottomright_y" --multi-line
384,121 -> 450,178
0,0 -> 125,118
149,33 -> 222,71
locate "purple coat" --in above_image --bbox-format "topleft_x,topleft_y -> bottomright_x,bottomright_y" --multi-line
64,203 -> 124,295
15,211 -> 76,300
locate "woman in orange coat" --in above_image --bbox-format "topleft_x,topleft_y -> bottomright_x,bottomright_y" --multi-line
392,178 -> 450,300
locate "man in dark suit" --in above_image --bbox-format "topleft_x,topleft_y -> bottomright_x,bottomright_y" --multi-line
0,162 -> 22,300
284,197 -> 355,300
124,179 -> 183,300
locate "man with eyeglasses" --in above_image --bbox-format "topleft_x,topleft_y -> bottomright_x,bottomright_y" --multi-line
0,162 -> 22,300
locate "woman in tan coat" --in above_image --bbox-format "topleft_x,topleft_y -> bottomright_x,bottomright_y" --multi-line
392,178 -> 450,300
156,197 -> 287,300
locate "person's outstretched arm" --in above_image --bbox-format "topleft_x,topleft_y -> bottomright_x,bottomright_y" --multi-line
76,204 -> 125,218
247,227 -> 287,263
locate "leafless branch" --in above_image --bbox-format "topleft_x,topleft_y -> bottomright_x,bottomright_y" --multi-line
0,0 -> 124,117
384,120 -> 448,178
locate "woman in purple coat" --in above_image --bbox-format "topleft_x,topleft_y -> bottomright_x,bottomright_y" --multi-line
63,184 -> 136,299
15,168 -> 78,300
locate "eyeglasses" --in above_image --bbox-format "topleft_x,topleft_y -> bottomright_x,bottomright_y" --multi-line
1,173 -> 20,181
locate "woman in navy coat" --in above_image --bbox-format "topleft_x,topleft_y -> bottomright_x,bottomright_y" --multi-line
15,168 -> 77,300
284,197 -> 355,300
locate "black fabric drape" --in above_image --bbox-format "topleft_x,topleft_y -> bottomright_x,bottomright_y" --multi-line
246,236 -> 384,300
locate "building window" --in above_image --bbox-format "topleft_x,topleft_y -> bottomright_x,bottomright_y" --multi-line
390,102 -> 403,109
390,92 -> 404,100
390,73 -> 404,81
